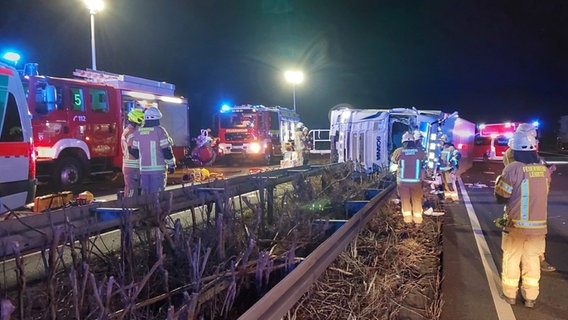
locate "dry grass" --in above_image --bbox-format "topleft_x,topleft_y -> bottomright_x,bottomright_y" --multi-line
288,197 -> 444,320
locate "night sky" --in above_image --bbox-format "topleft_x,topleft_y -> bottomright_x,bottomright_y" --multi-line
2,0 -> 568,142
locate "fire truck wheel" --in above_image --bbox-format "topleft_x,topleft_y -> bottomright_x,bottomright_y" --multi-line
53,157 -> 83,188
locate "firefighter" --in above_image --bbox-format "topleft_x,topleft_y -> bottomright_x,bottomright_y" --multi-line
294,123 -> 305,165
121,108 -> 145,198
494,132 -> 551,308
439,134 -> 461,201
129,106 -> 176,196
301,126 -> 313,165
391,132 -> 427,224
504,126 -> 557,272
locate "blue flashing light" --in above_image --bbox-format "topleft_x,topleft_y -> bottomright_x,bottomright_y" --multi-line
532,120 -> 539,128
220,104 -> 231,113
2,51 -> 21,64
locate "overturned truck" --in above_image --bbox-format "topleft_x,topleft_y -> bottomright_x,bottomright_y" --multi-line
328,104 -> 475,175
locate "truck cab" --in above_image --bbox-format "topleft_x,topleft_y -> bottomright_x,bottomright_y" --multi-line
0,61 -> 36,213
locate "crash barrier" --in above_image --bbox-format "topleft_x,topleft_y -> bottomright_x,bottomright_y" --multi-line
239,183 -> 396,319
0,163 -> 346,260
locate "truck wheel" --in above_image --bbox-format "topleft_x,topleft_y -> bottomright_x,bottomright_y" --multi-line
53,157 -> 83,189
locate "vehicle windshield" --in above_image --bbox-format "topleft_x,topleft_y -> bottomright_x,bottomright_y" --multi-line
219,112 -> 256,128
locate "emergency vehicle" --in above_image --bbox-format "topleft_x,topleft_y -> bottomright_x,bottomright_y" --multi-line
0,60 -> 36,213
212,104 -> 301,165
21,65 -> 190,188
328,104 -> 475,175
472,122 -> 535,161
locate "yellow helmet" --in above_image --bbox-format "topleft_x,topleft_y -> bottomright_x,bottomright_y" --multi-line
127,109 -> 145,125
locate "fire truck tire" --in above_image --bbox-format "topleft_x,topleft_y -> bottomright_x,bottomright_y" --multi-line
53,157 -> 83,188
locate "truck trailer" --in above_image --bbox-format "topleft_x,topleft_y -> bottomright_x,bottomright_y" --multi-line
328,104 -> 475,176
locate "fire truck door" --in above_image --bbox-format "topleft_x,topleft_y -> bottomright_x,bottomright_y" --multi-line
67,86 -> 117,158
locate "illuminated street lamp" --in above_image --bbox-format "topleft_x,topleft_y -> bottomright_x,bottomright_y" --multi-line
84,0 -> 104,70
284,70 -> 304,112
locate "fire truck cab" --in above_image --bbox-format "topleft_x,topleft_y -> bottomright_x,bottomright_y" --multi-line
329,104 -> 475,175
22,65 -> 189,188
0,60 -> 36,213
214,104 -> 301,165
472,122 -> 522,161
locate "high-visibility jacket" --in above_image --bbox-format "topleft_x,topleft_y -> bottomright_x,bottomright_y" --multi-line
121,124 -> 139,172
494,161 -> 550,236
131,126 -> 175,173
392,147 -> 426,183
440,143 -> 461,171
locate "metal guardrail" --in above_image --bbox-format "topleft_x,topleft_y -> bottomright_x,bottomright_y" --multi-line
309,129 -> 331,155
0,163 -> 342,260
238,182 -> 396,320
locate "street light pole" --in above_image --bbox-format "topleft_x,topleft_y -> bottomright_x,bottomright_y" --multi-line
292,84 -> 297,112
89,11 -> 97,70
284,70 -> 304,113
84,0 -> 104,70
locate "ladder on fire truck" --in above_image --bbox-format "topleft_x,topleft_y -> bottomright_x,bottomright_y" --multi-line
73,68 -> 176,96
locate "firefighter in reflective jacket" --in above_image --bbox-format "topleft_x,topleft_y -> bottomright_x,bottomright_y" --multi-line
122,108 -> 145,197
439,134 -> 461,201
494,132 -> 551,308
391,132 -> 427,224
503,124 -> 556,272
129,106 -> 176,195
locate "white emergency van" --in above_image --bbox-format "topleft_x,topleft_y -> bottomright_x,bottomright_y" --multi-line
0,61 -> 36,214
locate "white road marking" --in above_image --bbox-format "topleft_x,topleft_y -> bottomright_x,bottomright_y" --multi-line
457,177 -> 517,320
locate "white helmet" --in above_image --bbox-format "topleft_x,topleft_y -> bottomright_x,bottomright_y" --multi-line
440,134 -> 449,142
402,131 -> 414,143
516,123 -> 537,137
144,106 -> 162,120
510,131 -> 537,151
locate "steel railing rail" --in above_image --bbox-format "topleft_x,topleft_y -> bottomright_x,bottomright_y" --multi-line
238,182 -> 396,320
0,163 -> 344,260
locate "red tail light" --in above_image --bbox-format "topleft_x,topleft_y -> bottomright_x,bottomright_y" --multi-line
28,142 -> 37,179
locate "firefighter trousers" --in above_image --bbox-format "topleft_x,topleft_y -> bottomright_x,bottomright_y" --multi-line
397,181 -> 423,224
122,167 -> 140,198
140,171 -> 167,196
501,232 -> 545,301
441,169 -> 458,200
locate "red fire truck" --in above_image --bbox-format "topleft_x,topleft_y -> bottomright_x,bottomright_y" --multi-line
21,65 -> 190,188
472,122 -> 531,161
212,104 -> 301,165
